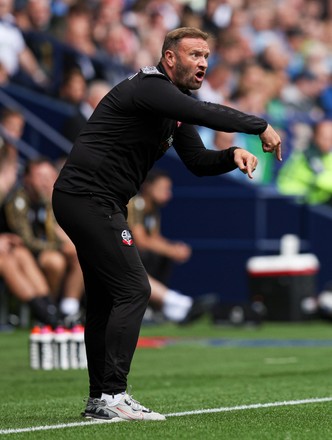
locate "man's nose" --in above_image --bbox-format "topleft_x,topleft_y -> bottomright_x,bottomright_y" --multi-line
199,57 -> 208,69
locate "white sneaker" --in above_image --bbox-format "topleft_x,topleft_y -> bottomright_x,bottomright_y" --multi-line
82,393 -> 166,421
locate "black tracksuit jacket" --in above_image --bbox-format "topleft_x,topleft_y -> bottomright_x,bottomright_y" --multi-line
54,63 -> 268,211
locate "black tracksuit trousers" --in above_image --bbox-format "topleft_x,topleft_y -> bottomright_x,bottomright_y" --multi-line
52,190 -> 151,397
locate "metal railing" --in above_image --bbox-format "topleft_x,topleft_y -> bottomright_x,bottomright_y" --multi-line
0,87 -> 73,158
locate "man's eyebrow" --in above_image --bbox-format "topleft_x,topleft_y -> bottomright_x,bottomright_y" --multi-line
190,49 -> 210,54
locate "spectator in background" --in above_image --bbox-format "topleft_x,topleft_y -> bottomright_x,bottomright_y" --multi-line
58,68 -> 88,106
15,0 -> 53,32
62,80 -> 111,143
127,169 -> 192,285
0,107 -> 25,179
277,119 -> 332,205
275,2 -> 303,36
223,62 -> 279,185
177,3 -> 203,30
0,138 -> 18,203
320,72 -> 332,118
304,41 -> 331,87
195,62 -> 233,151
245,3 -> 280,56
128,168 -> 213,324
4,157 -> 84,324
13,0 -> 63,91
281,70 -> 326,117
60,4 -> 100,82
258,41 -> 290,74
0,137 -> 58,326
123,0 -> 176,67
92,0 -> 124,47
196,62 -> 232,105
62,5 -> 96,59
0,0 -> 49,89
215,27 -> 252,72
134,0 -> 181,34
16,0 -> 101,92
202,0 -> 234,36
0,107 -> 25,140
134,29 -> 166,68
282,26 -> 307,80
97,22 -> 140,84
0,109 -> 25,213
233,61 -> 267,100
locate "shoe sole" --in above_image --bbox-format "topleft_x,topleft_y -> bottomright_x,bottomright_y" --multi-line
82,412 -> 125,422
82,411 -> 165,422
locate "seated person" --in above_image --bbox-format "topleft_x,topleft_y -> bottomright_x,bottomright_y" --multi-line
3,157 -> 84,324
0,143 -> 57,326
128,169 -> 214,323
0,0 -> 49,89
128,168 -> 192,284
61,79 -> 111,142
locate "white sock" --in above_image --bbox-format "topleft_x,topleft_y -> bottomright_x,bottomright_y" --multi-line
60,298 -> 80,315
101,392 -> 125,406
162,289 -> 193,322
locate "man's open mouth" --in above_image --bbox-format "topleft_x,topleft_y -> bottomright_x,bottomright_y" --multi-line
195,71 -> 205,80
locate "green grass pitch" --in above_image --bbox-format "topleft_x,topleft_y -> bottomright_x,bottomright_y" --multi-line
1,319 -> 332,439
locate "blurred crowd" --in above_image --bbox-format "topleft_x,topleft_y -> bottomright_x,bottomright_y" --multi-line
0,0 -> 331,187
1,0 -> 332,326
1,0 -> 332,187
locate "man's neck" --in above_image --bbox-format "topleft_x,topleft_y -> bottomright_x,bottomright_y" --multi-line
157,61 -> 171,81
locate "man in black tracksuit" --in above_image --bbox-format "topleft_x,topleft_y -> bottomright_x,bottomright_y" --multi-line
52,27 -> 281,422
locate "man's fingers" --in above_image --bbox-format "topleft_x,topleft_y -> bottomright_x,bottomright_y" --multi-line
247,160 -> 257,179
241,157 -> 258,179
233,149 -> 258,179
260,124 -> 282,161
262,142 -> 282,161
276,143 -> 282,161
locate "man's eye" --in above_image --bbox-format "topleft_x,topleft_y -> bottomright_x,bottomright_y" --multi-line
191,53 -> 209,59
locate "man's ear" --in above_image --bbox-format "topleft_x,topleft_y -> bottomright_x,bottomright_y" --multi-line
164,50 -> 176,67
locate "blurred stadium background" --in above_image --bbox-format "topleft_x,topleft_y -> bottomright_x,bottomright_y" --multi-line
1,0 -> 332,326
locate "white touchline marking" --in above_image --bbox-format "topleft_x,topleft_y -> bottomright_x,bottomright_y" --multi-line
164,397 -> 332,417
0,418 -> 126,435
1,397 -> 332,435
